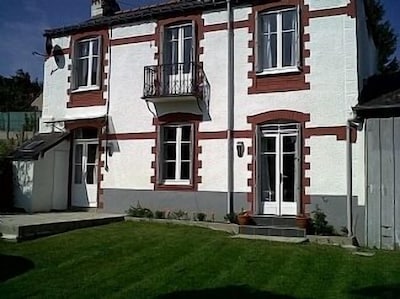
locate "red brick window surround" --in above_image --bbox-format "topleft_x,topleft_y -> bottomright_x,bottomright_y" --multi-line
67,28 -> 109,108
248,0 -> 310,94
154,14 -> 204,64
152,113 -> 202,191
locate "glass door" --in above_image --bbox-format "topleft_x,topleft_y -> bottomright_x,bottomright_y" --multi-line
259,124 -> 300,215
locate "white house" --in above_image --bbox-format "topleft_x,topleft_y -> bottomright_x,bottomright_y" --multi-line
13,0 -> 377,243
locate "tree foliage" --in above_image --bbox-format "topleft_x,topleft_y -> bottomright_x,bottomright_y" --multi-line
0,70 -> 42,112
365,0 -> 399,73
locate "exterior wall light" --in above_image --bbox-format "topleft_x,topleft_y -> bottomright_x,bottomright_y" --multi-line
236,141 -> 245,158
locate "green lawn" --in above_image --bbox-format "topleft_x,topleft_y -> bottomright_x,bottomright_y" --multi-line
1,222 -> 400,299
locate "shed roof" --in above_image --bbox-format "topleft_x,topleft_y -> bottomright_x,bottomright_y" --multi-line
11,132 -> 70,161
354,72 -> 400,117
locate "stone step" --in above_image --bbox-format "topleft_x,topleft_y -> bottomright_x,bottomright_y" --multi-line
239,225 -> 306,238
251,216 -> 297,227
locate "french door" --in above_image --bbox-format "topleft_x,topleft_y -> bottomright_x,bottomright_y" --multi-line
259,124 -> 300,216
163,23 -> 194,95
71,141 -> 98,207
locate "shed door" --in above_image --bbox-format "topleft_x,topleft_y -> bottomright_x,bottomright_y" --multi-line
366,117 -> 400,250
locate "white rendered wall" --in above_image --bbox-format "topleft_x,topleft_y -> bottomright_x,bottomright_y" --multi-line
305,0 -> 350,11
102,139 -> 155,189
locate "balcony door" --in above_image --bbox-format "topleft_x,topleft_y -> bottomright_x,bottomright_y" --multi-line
258,123 -> 300,216
163,23 -> 194,95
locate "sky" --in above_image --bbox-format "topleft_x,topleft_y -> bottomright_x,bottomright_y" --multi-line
0,0 -> 399,81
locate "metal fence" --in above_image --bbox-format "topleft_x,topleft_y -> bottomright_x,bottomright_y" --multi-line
0,112 -> 39,140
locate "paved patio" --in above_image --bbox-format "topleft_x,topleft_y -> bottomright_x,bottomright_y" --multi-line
0,212 -> 125,241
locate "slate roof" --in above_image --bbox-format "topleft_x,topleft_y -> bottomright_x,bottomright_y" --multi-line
11,132 -> 70,160
44,0 -> 241,38
354,72 -> 400,117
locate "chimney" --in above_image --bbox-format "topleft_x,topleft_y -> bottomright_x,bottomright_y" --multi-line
91,0 -> 120,18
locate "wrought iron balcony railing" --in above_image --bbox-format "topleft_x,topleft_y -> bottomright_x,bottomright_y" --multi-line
143,62 -> 209,104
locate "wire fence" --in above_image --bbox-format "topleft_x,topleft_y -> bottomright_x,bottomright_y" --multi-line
0,112 -> 40,141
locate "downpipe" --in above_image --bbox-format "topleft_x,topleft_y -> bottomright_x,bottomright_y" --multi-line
227,0 -> 234,214
346,116 -> 363,238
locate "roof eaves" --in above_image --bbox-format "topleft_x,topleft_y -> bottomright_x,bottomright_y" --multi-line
44,0 -> 238,37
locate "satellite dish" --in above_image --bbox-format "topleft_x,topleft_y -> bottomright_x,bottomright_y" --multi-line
45,36 -> 53,56
53,45 -> 65,69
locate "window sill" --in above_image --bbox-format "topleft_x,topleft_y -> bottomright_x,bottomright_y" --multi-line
256,67 -> 301,76
162,179 -> 191,185
71,86 -> 101,93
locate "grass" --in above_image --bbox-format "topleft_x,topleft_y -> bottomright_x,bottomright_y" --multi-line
1,222 -> 400,299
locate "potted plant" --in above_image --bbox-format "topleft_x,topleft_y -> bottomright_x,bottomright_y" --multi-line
296,214 -> 310,230
237,210 -> 252,225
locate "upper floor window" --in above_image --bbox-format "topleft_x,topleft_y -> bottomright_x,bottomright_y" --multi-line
73,37 -> 101,90
160,124 -> 193,185
257,7 -> 299,74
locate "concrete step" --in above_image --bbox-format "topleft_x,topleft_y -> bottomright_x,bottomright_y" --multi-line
232,234 -> 308,244
251,216 -> 297,227
0,213 -> 125,241
239,225 -> 306,238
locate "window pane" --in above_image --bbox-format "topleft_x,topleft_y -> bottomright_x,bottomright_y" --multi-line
74,144 -> 83,163
181,162 -> 190,180
282,153 -> 295,202
78,41 -> 89,57
181,126 -> 191,141
92,39 -> 99,55
283,32 -> 296,67
86,165 -> 96,184
262,14 -> 277,33
163,127 -> 176,141
282,10 -> 296,31
164,143 -> 176,160
283,136 -> 297,153
261,154 -> 276,202
87,144 -> 98,164
263,33 -> 277,69
74,165 -> 82,184
163,162 -> 175,179
91,57 -> 99,85
184,25 -> 192,38
184,39 -> 192,73
77,58 -> 88,86
261,137 -> 275,153
181,143 -> 190,160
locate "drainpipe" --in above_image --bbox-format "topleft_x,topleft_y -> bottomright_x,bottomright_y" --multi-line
227,0 -> 234,214
346,116 -> 361,238
346,119 -> 353,237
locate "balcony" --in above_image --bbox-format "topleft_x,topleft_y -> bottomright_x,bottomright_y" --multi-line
143,62 -> 210,107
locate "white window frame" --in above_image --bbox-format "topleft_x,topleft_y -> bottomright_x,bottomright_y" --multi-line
160,124 -> 193,185
72,36 -> 101,92
257,7 -> 300,75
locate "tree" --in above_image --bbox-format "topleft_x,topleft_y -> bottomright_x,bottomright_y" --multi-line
0,70 -> 42,112
365,0 -> 399,73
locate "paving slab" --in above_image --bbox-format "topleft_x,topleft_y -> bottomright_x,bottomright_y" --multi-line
231,234 -> 309,244
0,212 -> 125,241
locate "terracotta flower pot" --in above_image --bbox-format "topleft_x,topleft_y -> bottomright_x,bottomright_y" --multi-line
237,214 -> 252,225
296,215 -> 310,230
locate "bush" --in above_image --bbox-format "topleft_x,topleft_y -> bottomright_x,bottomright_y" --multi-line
155,210 -> 166,219
311,208 -> 335,235
197,212 -> 207,221
126,202 -> 153,218
0,140 -> 15,211
224,212 -> 237,224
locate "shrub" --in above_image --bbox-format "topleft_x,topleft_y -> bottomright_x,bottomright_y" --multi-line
197,212 -> 207,222
311,208 -> 335,235
126,202 -> 153,218
155,210 -> 166,219
224,212 -> 237,224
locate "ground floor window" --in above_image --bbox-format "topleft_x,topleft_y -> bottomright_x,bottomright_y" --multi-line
160,124 -> 192,184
